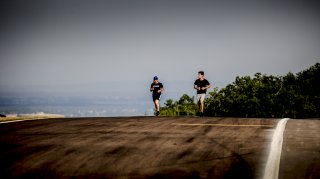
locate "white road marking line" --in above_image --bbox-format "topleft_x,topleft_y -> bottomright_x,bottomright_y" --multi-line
263,118 -> 290,179
172,123 -> 274,127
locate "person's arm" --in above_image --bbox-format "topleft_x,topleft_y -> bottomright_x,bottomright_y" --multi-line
194,81 -> 200,90
157,84 -> 164,93
201,84 -> 211,90
158,87 -> 164,93
201,81 -> 211,90
150,84 -> 154,92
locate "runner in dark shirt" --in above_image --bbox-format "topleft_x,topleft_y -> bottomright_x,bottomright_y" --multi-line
150,76 -> 164,116
194,78 -> 210,94
194,71 -> 211,117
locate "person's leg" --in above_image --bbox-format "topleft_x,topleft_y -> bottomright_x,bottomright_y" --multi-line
152,95 -> 157,115
155,99 -> 160,112
196,94 -> 202,116
199,94 -> 205,116
196,94 -> 200,109
200,97 -> 204,112
155,99 -> 160,116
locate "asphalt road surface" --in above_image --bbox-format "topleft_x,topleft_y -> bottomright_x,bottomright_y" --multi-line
279,119 -> 320,179
0,117 -> 319,178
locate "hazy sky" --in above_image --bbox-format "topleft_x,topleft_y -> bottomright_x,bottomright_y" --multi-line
0,0 -> 319,88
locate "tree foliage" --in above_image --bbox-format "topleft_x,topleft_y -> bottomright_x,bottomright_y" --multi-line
160,94 -> 197,116
159,63 -> 319,118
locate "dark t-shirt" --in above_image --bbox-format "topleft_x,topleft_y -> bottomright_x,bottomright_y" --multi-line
151,82 -> 163,95
194,79 -> 210,94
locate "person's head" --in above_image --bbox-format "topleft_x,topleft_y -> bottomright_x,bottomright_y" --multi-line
153,76 -> 159,83
198,71 -> 205,79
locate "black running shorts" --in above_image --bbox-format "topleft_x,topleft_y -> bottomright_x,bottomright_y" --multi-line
152,93 -> 161,101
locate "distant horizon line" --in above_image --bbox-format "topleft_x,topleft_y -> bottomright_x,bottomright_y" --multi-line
0,79 -> 231,87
